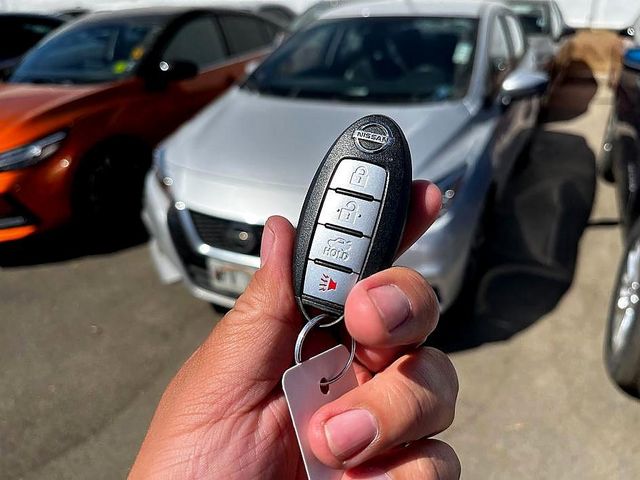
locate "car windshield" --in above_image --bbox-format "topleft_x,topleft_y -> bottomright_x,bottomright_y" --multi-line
10,19 -> 163,85
508,1 -> 551,35
244,17 -> 479,104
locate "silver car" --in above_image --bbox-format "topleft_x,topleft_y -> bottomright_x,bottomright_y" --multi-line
506,0 -> 575,79
143,0 -> 548,312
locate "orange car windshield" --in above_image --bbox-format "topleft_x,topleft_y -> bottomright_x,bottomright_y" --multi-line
11,21 -> 162,85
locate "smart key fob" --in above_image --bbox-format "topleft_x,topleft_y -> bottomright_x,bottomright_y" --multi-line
293,115 -> 412,318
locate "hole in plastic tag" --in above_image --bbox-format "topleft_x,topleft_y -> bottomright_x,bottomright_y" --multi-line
282,345 -> 358,480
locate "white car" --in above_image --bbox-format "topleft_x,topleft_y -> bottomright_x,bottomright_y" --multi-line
143,0 -> 548,311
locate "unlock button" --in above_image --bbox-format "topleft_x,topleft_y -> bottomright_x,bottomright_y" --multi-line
318,191 -> 380,237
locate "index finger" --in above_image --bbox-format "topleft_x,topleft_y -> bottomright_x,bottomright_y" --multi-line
397,180 -> 442,257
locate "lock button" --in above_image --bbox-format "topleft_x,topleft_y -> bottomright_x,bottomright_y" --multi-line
318,190 -> 380,237
330,159 -> 387,201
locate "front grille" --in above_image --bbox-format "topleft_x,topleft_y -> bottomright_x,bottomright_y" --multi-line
190,211 -> 263,256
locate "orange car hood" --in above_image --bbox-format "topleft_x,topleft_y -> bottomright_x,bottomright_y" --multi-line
0,83 -> 108,150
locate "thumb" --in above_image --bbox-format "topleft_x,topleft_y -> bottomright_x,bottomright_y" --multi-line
130,217 -> 301,475
203,216 -> 302,389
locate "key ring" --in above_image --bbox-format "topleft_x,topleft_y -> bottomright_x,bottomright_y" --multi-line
297,299 -> 345,328
294,314 -> 356,387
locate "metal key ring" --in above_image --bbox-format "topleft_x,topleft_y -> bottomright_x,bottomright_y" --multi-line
295,314 -> 357,387
298,300 -> 345,329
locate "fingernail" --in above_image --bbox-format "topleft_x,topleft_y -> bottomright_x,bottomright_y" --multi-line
324,409 -> 378,461
260,223 -> 275,267
367,284 -> 411,332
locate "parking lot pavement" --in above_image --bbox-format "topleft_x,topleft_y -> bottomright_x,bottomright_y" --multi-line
1,73 -> 639,479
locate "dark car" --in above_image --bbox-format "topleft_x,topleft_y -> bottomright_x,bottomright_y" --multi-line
0,13 -> 66,80
604,45 -> 640,396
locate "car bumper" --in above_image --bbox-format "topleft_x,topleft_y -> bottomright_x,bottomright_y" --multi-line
144,170 -> 484,313
0,155 -> 73,243
143,173 -> 260,308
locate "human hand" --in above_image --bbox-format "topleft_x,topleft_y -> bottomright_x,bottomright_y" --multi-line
130,181 -> 460,479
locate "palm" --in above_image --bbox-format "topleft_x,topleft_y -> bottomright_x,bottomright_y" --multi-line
208,393 -> 306,479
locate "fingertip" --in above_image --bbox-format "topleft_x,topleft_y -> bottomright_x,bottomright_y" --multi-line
260,216 -> 295,269
424,181 -> 443,220
344,282 -> 393,347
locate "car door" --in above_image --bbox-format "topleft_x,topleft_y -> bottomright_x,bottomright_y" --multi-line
488,13 -> 527,191
504,12 -> 537,154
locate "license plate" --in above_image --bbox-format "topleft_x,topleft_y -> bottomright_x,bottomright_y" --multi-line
207,259 -> 255,296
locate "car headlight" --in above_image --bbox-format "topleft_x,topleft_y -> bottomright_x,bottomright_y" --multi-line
0,131 -> 67,172
434,165 -> 467,218
153,147 -> 174,193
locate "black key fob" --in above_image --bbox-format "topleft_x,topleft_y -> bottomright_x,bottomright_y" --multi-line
293,115 -> 412,318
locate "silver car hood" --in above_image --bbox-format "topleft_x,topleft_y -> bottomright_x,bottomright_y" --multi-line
165,87 -> 474,224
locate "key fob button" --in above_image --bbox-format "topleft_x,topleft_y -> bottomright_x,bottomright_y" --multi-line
303,261 -> 359,307
318,191 -> 380,237
308,225 -> 371,274
330,160 -> 387,201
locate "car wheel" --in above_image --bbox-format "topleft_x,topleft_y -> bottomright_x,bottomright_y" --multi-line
605,223 -> 640,397
73,144 -> 150,230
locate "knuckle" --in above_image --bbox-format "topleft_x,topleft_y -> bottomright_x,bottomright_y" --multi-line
418,441 -> 461,480
390,349 -> 458,432
422,348 -> 459,406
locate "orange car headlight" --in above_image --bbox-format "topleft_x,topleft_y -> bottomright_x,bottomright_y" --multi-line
0,131 -> 67,172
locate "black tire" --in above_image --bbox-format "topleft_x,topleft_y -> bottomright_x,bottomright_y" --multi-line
605,221 -> 640,397
73,143 -> 150,231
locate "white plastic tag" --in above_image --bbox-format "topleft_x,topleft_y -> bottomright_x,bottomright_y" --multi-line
282,345 -> 358,480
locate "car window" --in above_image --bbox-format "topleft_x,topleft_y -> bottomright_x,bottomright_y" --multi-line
508,1 -> 551,36
257,6 -> 293,27
219,14 -> 271,56
246,16 -> 480,104
11,20 -> 162,84
504,15 -> 526,61
164,16 -> 226,68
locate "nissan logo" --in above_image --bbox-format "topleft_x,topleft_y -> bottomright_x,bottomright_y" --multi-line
353,123 -> 393,153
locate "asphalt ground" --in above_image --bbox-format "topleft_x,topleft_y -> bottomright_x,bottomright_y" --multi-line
1,68 -> 639,479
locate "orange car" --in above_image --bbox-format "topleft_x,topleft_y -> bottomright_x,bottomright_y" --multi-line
0,7 -> 282,242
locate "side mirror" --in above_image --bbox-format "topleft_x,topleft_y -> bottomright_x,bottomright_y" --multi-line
619,26 -> 635,38
143,60 -> 198,88
623,48 -> 640,71
500,70 -> 549,105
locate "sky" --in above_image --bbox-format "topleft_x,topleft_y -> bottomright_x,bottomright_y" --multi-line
0,0 -> 637,29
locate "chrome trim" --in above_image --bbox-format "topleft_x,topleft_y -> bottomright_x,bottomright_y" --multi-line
612,239 -> 640,356
0,216 -> 29,229
176,207 -> 261,269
